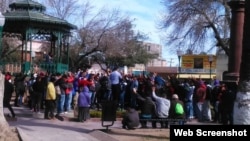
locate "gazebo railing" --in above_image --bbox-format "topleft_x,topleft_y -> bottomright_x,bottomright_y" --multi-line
40,62 -> 68,74
1,62 -> 22,74
0,62 -> 68,74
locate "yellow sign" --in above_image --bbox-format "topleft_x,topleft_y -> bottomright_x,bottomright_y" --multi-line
181,55 -> 216,69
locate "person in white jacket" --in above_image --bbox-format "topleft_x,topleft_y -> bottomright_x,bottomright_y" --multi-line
152,86 -> 170,128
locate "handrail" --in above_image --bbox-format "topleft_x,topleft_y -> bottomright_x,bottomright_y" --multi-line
0,62 -> 68,74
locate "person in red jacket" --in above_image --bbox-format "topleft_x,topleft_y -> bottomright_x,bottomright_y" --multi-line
78,75 -> 93,90
194,82 -> 207,122
64,72 -> 75,113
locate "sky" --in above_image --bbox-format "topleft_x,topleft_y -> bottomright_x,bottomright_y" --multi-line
88,0 -> 178,66
90,0 -> 163,43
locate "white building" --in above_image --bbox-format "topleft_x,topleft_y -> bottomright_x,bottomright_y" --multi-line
215,52 -> 228,81
128,42 -> 167,74
143,42 -> 167,67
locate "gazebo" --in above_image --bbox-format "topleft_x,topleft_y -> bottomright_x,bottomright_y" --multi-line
2,0 -> 77,74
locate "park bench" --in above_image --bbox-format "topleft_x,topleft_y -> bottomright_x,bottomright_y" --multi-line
139,118 -> 186,127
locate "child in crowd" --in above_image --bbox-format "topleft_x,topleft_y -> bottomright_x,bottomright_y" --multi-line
78,86 -> 91,122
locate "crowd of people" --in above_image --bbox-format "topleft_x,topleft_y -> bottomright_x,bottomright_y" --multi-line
2,68 -> 237,129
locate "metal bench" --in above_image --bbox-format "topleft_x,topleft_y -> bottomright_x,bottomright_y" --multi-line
139,118 -> 186,127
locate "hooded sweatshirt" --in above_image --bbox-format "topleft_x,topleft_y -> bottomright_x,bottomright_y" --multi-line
152,92 -> 170,118
78,86 -> 91,107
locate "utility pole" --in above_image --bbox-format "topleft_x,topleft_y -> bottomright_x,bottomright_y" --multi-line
225,1 -> 244,81
168,58 -> 174,67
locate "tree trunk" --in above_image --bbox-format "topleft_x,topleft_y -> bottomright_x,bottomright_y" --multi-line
233,82 -> 250,124
0,73 -> 19,140
233,0 -> 250,124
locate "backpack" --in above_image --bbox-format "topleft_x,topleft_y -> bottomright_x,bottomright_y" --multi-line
175,102 -> 184,115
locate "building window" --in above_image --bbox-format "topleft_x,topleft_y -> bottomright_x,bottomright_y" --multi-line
147,46 -> 150,51
194,58 -> 203,69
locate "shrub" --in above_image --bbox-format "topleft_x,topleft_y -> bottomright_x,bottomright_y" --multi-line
89,110 -> 126,118
90,110 -> 102,118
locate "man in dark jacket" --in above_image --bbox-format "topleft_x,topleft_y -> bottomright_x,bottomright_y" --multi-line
122,107 -> 140,130
136,92 -> 156,128
220,82 -> 236,125
168,94 -> 185,125
4,73 -> 15,118
54,74 -> 68,115
14,72 -> 27,107
32,75 -> 47,113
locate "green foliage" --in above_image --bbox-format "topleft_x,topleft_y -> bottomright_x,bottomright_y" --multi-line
116,110 -> 126,118
90,110 -> 102,118
89,110 -> 126,118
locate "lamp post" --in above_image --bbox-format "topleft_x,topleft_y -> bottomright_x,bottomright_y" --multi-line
177,50 -> 183,79
0,12 -> 5,69
31,51 -> 36,73
63,34 -> 71,71
208,55 -> 213,82
66,35 -> 71,66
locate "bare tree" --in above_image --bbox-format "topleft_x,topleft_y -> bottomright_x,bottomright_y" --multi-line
68,3 -> 156,71
1,37 -> 22,63
0,3 -> 21,135
0,0 -> 15,13
33,0 -> 156,71
0,73 -> 19,140
38,0 -> 80,20
159,0 -> 231,55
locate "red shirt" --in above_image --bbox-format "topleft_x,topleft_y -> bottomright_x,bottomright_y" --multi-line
78,78 -> 93,87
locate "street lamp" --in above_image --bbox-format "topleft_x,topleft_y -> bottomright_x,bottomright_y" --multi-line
66,35 -> 72,66
208,55 -> 213,82
62,34 -> 72,71
31,51 -> 36,73
0,12 -> 5,69
177,50 -> 183,79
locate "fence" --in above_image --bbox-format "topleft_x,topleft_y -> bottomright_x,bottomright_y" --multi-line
2,63 -> 22,74
1,62 -> 68,74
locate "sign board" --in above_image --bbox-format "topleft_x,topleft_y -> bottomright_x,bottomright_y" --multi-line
181,55 -> 216,69
181,68 -> 216,73
181,55 -> 216,73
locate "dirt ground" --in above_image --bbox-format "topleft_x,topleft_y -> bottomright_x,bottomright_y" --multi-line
106,128 -> 169,141
3,116 -> 21,141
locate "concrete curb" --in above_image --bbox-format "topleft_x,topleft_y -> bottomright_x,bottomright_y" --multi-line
16,127 -> 30,141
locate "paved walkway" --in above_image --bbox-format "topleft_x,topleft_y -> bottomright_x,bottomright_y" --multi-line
6,106 -> 121,141
5,106 -> 219,141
